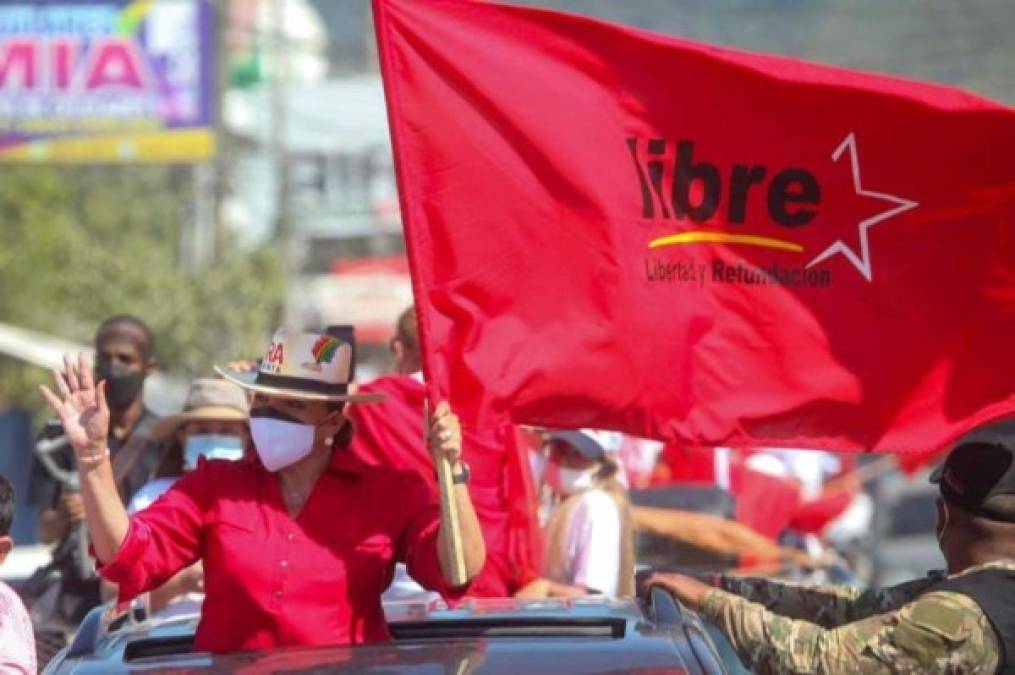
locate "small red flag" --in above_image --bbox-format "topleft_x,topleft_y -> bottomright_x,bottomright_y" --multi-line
373,0 -> 1015,454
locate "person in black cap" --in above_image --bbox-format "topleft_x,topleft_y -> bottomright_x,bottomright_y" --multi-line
648,440 -> 1015,674
39,326 -> 486,654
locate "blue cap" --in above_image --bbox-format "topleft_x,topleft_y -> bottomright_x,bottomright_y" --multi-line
548,430 -> 606,462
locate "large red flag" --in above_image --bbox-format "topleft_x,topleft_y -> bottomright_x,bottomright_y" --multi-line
373,0 -> 1015,454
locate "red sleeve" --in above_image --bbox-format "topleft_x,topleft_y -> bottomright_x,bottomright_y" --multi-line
97,458 -> 211,603
395,473 -> 471,600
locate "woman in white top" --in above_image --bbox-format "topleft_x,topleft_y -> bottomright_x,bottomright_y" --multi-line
541,430 -> 635,597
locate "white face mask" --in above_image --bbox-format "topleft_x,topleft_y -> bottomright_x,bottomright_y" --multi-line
545,461 -> 598,496
249,417 -> 316,472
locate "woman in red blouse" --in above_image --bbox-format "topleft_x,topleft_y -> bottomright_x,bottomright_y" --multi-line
40,326 -> 486,653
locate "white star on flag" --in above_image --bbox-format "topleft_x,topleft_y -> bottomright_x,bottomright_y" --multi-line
806,133 -> 919,282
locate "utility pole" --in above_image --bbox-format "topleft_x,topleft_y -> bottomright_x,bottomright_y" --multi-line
191,163 -> 214,270
270,0 -> 290,242
184,0 -> 224,273
211,0 -> 229,264
269,0 -> 300,328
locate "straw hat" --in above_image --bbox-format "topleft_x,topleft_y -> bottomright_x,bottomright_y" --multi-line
151,378 -> 250,440
215,325 -> 383,403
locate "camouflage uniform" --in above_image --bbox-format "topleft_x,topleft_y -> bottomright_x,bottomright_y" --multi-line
701,559 -> 1015,674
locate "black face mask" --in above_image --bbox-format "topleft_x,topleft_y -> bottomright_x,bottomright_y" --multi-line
96,363 -> 146,409
249,407 -> 305,425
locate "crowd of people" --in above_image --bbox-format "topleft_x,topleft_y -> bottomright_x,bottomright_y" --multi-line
0,310 -> 1011,674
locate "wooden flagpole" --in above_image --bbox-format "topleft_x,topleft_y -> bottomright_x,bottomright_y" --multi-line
427,399 -> 469,586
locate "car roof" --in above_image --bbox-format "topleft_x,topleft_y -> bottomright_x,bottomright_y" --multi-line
51,597 -> 720,674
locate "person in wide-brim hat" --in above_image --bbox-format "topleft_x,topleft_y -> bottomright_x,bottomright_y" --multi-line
133,377 -> 252,512
43,324 -> 487,654
214,325 -> 383,404
151,377 -> 251,441
120,377 -> 253,617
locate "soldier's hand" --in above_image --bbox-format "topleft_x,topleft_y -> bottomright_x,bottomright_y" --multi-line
646,572 -> 712,612
61,493 -> 86,523
38,507 -> 71,544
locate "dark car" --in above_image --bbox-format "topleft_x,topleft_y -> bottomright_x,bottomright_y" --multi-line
44,590 -> 750,674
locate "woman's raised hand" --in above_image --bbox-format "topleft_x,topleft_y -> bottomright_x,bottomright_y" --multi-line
40,352 -> 110,461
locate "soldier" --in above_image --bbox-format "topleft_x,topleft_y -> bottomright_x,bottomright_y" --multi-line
649,441 -> 1015,674
26,316 -> 161,630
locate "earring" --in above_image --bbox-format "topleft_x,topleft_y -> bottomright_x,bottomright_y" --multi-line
325,435 -> 334,446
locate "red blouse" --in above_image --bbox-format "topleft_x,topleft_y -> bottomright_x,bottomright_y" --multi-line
98,451 -> 464,653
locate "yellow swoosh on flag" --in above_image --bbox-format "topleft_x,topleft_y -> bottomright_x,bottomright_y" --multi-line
648,231 -> 804,253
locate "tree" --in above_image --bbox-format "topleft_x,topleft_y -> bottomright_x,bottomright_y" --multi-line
0,164 -> 284,420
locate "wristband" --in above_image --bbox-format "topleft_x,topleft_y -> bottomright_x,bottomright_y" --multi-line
77,446 -> 110,467
451,461 -> 471,485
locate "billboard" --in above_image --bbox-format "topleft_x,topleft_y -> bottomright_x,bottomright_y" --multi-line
0,0 -> 214,163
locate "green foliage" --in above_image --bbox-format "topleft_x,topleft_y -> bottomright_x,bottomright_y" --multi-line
0,165 -> 283,418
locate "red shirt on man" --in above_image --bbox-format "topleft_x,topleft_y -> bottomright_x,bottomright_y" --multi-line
98,451 -> 464,653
